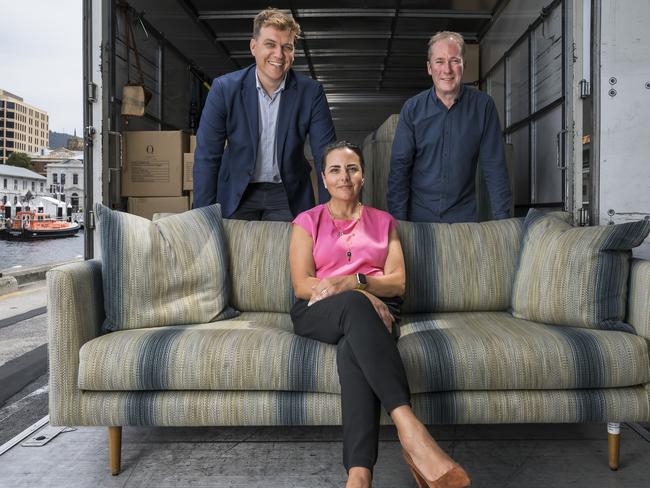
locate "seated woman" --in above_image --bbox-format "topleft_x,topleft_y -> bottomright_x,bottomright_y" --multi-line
289,140 -> 471,488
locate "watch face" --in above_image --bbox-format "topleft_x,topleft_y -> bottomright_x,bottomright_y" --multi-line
357,273 -> 367,288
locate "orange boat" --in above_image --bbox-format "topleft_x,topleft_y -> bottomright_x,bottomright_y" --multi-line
0,210 -> 81,240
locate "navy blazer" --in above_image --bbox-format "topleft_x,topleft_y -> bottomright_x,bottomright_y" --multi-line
193,65 -> 336,217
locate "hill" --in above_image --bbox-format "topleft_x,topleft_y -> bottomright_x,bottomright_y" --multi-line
48,131 -> 76,149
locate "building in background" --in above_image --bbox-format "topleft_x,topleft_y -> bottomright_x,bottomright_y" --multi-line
0,164 -> 47,207
45,158 -> 84,211
31,147 -> 83,176
0,89 -> 49,163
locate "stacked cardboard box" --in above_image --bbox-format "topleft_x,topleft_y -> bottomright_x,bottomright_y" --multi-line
122,131 -> 190,219
183,135 -> 196,207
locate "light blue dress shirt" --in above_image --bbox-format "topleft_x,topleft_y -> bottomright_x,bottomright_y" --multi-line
253,72 -> 286,183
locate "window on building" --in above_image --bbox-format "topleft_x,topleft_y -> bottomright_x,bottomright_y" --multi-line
3,178 -> 6,189
61,173 -> 66,186
23,180 -> 27,190
40,182 -> 44,192
53,173 -> 58,184
13,179 -> 18,190
73,173 -> 78,185
32,181 -> 35,191
7,102 -> 15,109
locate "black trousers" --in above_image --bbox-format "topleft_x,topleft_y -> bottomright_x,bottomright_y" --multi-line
230,182 -> 294,221
291,290 -> 411,472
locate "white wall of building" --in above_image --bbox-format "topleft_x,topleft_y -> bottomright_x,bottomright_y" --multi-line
0,170 -> 47,209
46,159 -> 84,210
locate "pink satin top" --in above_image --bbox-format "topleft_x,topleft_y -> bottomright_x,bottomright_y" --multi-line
293,204 -> 396,279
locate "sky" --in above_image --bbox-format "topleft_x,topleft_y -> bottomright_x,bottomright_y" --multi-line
0,0 -> 82,136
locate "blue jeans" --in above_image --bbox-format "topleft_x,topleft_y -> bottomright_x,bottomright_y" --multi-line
230,183 -> 294,222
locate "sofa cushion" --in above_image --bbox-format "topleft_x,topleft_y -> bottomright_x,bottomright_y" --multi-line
223,219 -> 294,313
398,218 -> 523,313
398,312 -> 650,392
511,209 -> 650,332
78,312 -> 338,393
78,311 -> 649,394
95,203 -> 237,332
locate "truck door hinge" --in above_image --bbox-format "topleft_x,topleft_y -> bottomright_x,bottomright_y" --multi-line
84,126 -> 97,147
87,210 -> 96,230
87,82 -> 98,103
577,208 -> 590,227
579,79 -> 591,98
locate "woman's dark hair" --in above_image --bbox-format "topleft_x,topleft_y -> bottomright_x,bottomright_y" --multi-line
322,140 -> 365,172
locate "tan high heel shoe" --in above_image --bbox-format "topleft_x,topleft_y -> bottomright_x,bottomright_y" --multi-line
402,449 -> 471,488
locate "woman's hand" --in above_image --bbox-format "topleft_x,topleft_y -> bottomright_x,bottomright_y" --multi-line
308,275 -> 355,306
356,290 -> 395,333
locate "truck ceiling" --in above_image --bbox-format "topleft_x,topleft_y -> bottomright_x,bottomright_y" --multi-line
123,0 -> 505,142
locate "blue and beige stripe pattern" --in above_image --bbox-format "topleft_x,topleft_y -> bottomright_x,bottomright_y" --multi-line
78,312 -> 338,393
511,210 -> 650,331
95,203 -> 237,332
627,259 -> 650,341
61,387 -> 650,427
398,218 -> 523,313
223,219 -> 295,313
77,311 -> 649,393
398,312 -> 649,393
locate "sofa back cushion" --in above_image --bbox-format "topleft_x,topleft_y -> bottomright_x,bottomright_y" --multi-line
511,209 -> 650,331
96,203 -> 237,332
224,219 -> 294,313
398,218 -> 523,313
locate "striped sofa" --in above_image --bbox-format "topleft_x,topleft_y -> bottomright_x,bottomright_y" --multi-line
47,217 -> 650,475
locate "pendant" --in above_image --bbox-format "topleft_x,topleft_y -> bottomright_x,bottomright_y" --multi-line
346,250 -> 352,262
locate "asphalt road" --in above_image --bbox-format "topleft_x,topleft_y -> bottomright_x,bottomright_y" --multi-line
0,280 -> 49,446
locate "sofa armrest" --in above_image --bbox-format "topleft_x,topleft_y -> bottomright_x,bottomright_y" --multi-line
627,258 -> 650,341
47,259 -> 104,425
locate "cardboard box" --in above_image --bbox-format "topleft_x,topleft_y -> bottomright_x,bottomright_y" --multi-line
122,131 -> 189,197
190,135 -> 197,153
183,153 -> 194,191
127,196 -> 189,220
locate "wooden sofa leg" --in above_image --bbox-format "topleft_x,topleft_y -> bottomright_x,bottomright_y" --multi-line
108,426 -> 122,475
607,422 -> 620,470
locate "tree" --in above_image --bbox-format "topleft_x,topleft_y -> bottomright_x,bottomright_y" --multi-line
6,152 -> 34,171
23,190 -> 34,205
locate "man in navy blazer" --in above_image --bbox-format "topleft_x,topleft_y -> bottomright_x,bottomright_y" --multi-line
193,9 -> 336,220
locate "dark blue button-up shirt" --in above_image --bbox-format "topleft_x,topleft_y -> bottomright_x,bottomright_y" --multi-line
388,84 -> 512,223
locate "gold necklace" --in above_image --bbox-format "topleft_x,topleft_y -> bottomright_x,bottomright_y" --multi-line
326,202 -> 362,262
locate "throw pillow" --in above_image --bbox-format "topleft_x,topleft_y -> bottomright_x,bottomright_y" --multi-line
95,203 -> 237,332
511,209 -> 650,332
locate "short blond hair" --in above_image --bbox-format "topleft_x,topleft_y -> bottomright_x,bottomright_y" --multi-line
427,31 -> 465,60
253,8 -> 301,39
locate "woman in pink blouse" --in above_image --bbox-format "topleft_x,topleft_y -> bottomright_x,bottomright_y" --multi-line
289,141 -> 470,488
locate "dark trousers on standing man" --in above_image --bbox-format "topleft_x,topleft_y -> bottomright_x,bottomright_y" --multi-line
291,290 -> 411,472
230,182 -> 294,221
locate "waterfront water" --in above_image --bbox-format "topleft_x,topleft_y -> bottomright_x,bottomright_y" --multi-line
0,230 -> 85,270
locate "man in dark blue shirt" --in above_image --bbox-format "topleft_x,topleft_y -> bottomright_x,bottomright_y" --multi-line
388,31 -> 512,223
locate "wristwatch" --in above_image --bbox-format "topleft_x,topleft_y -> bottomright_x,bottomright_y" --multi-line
355,273 -> 368,290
